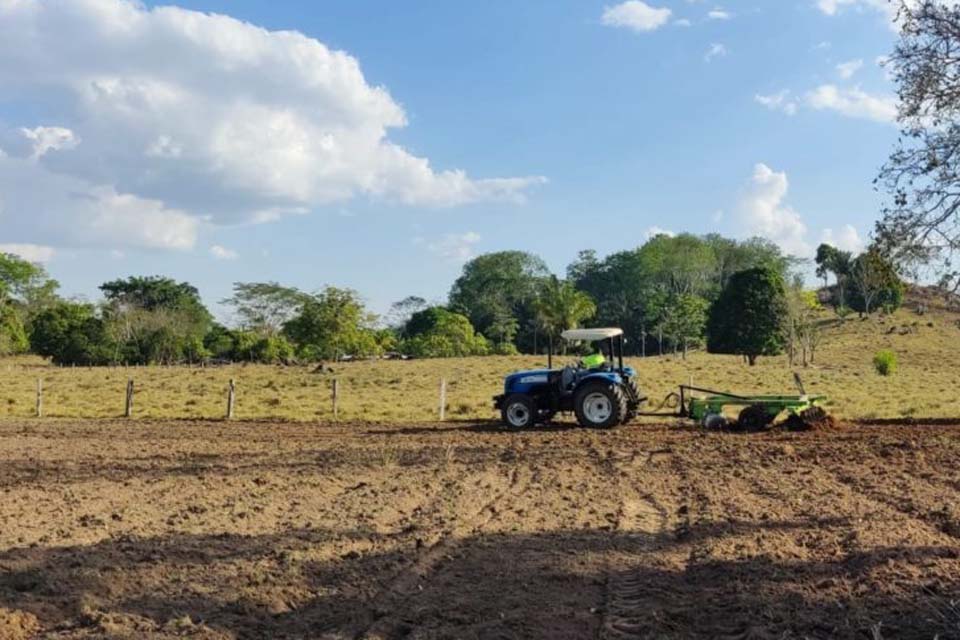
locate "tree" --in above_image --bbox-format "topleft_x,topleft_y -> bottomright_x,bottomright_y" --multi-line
0,252 -> 60,350
99,276 -> 213,364
849,249 -> 905,315
449,251 -> 549,352
877,1 -> 960,292
707,267 -> 789,366
30,302 -> 111,365
533,276 -> 596,354
401,307 -> 490,358
387,296 -> 429,330
786,286 -> 824,367
283,286 -> 380,360
660,294 -> 709,359
222,282 -> 309,336
814,243 -> 853,309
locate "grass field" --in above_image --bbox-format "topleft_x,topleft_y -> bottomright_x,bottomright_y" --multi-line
1,297 -> 958,423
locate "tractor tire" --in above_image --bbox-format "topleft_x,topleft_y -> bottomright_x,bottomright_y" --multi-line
623,378 -> 643,423
574,382 -> 626,429
501,393 -> 536,429
736,404 -> 773,432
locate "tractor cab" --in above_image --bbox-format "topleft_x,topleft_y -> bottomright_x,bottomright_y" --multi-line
494,328 -> 646,429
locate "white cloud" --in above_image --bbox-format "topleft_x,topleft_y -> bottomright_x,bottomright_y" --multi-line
739,164 -> 810,257
707,8 -> 732,20
645,226 -> 675,239
674,18 -> 693,27
836,58 -> 864,79
755,90 -> 798,116
815,0 -> 917,30
820,224 -> 864,253
0,243 -> 55,263
209,244 -> 238,260
704,43 -> 728,62
19,126 -> 79,159
602,1 -> 672,32
424,232 -> 482,263
806,84 -> 898,123
0,0 -> 543,252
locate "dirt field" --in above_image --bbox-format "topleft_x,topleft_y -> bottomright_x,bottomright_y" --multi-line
1,418 -> 958,640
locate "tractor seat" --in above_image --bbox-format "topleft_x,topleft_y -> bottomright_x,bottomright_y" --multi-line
560,365 -> 577,391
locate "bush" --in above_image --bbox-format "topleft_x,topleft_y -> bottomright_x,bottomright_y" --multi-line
873,350 -> 897,376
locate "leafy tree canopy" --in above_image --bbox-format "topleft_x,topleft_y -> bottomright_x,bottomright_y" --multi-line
707,267 -> 789,365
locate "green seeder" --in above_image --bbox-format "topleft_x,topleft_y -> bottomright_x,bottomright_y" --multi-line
642,375 -> 830,431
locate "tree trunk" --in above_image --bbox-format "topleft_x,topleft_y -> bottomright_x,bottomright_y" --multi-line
747,354 -> 757,366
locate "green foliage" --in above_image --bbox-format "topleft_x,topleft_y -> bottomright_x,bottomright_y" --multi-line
283,286 -> 380,360
873,350 -> 898,376
848,250 -> 904,315
222,282 -> 309,336
534,276 -> 596,343
401,307 -> 490,358
0,305 -> 28,356
570,235 -> 791,354
815,243 -> 853,309
449,251 -> 549,352
659,294 -> 709,357
707,267 -> 789,365
29,302 -> 111,365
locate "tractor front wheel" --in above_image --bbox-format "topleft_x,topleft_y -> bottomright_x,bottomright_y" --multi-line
574,382 -> 626,429
501,394 -> 536,429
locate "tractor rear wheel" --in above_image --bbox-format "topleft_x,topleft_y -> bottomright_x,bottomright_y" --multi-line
736,404 -> 773,432
501,394 -> 536,429
574,382 -> 626,429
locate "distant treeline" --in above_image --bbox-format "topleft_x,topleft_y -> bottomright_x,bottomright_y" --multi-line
0,233 -> 903,366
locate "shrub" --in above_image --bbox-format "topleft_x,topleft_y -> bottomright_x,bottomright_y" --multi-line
873,350 -> 897,376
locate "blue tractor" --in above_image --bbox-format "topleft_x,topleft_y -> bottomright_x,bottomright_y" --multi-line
494,328 -> 645,429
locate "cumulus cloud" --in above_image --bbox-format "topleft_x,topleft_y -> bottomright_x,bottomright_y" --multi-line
209,245 -> 238,260
0,243 -> 55,263
0,0 -> 543,252
602,1 -> 672,32
806,84 -> 898,123
836,58 -> 864,79
820,224 -> 864,253
707,8 -> 732,20
739,164 -> 810,257
421,232 -> 482,263
755,90 -> 798,116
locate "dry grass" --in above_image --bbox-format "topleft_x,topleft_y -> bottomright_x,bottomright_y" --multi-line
1,304 -> 959,423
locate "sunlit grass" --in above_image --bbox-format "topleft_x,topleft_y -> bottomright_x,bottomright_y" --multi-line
1,305 -> 958,422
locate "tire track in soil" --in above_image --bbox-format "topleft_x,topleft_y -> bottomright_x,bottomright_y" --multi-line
598,451 -> 670,640
350,463 -> 528,640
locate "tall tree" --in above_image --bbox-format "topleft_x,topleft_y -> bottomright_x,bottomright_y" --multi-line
877,1 -> 960,291
815,243 -> 853,309
448,251 -> 549,352
849,249 -> 905,315
707,267 -> 789,366
533,276 -> 597,353
283,286 -> 379,360
660,294 -> 709,359
222,282 -> 309,336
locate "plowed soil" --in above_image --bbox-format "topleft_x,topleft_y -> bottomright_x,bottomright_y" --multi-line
0,418 -> 958,639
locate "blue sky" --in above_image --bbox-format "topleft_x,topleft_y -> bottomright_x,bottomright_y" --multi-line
0,0 -> 902,321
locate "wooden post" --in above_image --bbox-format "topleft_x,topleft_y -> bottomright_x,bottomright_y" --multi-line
439,378 -> 447,421
35,379 -> 42,418
331,378 -> 339,421
124,379 -> 134,418
226,379 -> 236,420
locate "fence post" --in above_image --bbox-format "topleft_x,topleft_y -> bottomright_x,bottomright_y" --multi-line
332,378 -> 339,421
227,378 -> 236,420
124,379 -> 134,418
439,378 -> 447,421
36,379 -> 42,418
